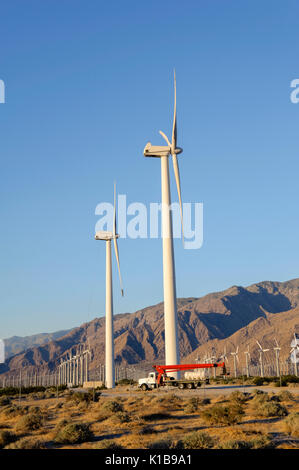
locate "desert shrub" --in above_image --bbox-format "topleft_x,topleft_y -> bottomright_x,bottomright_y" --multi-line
184,397 -> 201,413
0,386 -> 46,397
6,437 -> 46,449
0,431 -> 17,448
54,419 -> 69,432
66,391 -> 92,405
253,401 -> 288,418
282,412 -> 299,437
202,404 -> 244,425
277,391 -> 295,402
112,411 -> 131,424
228,391 -> 248,404
250,435 -> 274,448
54,422 -> 93,444
182,431 -> 215,449
219,439 -> 251,449
88,389 -> 102,402
34,392 -> 46,400
142,412 -> 172,422
138,425 -> 157,435
94,440 -> 123,449
3,404 -> 28,417
147,438 -> 173,449
102,400 -> 124,413
252,392 -> 270,404
252,377 -> 265,386
116,379 -> 137,386
0,396 -> 11,406
15,412 -> 43,432
201,398 -> 211,405
219,435 -> 273,449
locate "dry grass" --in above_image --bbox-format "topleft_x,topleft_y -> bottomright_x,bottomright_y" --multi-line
0,385 -> 297,449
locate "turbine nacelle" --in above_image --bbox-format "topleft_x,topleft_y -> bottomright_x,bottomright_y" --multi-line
95,230 -> 119,241
143,142 -> 183,158
143,142 -> 170,158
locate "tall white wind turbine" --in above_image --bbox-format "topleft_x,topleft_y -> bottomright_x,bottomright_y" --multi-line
143,71 -> 183,376
95,185 -> 124,389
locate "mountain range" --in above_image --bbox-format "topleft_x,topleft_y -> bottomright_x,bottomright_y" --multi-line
1,278 -> 299,376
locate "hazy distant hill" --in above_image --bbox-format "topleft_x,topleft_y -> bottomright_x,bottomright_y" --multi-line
1,278 -> 299,376
3,330 -> 71,359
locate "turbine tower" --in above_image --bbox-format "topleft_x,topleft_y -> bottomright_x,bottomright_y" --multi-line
273,338 -> 281,378
230,346 -> 239,378
244,346 -> 251,378
143,71 -> 183,376
95,185 -> 124,389
256,340 -> 269,378
290,333 -> 299,377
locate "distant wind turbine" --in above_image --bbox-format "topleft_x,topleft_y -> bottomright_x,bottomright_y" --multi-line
256,340 -> 270,378
230,346 -> 239,378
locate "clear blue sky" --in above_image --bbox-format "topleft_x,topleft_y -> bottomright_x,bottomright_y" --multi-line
1,0 -> 299,338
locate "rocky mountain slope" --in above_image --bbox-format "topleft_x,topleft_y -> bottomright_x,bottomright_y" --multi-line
3,330 -> 71,359
1,278 -> 299,376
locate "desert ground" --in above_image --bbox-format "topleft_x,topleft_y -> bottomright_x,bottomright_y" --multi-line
0,381 -> 298,449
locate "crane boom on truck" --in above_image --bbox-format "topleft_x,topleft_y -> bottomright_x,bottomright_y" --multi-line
138,362 -> 227,390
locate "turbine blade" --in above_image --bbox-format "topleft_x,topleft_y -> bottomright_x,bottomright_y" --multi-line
113,237 -> 124,297
172,153 -> 184,244
172,69 -> 177,150
256,340 -> 262,350
159,130 -> 171,147
113,182 -> 117,238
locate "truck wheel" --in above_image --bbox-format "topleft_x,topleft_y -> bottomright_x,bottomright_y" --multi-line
141,384 -> 148,391
178,383 -> 185,390
186,383 -> 194,389
194,382 -> 201,388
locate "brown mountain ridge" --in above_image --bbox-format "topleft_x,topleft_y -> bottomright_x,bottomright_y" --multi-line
1,278 -> 299,376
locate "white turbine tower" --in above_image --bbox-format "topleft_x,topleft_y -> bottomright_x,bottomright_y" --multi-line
244,346 -> 251,378
95,185 -> 124,389
290,333 -> 299,377
143,71 -> 183,377
273,338 -> 281,378
256,340 -> 270,378
230,346 -> 239,378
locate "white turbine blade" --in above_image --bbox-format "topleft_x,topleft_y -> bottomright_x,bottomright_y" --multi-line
263,349 -> 270,352
256,340 -> 263,350
236,355 -> 240,363
159,130 -> 171,147
113,237 -> 124,297
113,182 -> 117,238
172,69 -> 177,150
236,346 -> 239,354
172,153 -> 184,244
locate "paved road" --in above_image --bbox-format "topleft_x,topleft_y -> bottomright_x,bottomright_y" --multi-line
99,384 -> 299,398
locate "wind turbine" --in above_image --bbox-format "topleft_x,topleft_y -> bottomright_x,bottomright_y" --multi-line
290,333 -> 299,377
256,340 -> 270,378
230,346 -> 239,378
244,346 -> 251,378
273,338 -> 281,378
95,185 -> 124,389
143,71 -> 183,377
